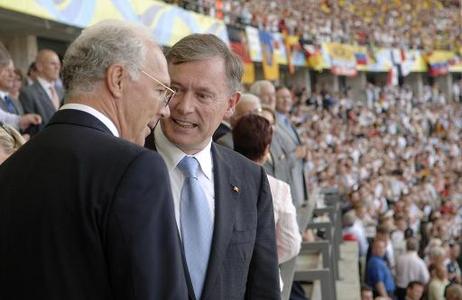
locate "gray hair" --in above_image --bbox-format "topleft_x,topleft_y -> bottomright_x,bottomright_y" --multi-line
62,20 -> 154,95
238,93 -> 261,108
249,80 -> 273,97
166,33 -> 243,92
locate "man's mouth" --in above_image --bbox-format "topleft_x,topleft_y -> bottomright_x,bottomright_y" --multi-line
172,118 -> 197,129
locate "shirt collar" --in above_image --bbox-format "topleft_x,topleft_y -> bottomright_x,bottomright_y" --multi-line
37,76 -> 54,89
154,124 -> 213,180
60,103 -> 120,137
0,90 -> 8,99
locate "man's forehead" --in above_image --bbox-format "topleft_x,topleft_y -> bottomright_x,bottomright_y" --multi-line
168,59 -> 227,87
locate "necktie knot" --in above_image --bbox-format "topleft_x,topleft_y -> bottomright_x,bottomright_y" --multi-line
178,156 -> 199,178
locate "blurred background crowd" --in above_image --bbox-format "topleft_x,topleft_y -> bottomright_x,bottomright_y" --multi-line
167,0 -> 462,50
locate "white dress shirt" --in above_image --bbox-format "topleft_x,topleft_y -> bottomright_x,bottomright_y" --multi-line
0,90 -> 20,128
60,103 -> 119,137
395,251 -> 430,288
154,124 -> 215,235
37,77 -> 57,101
0,108 -> 20,128
267,174 -> 302,264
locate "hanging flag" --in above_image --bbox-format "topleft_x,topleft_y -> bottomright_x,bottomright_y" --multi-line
259,30 -> 279,81
302,43 -> 323,71
426,51 -> 452,77
227,25 -> 255,84
324,42 -> 357,76
354,52 -> 368,65
387,66 -> 399,86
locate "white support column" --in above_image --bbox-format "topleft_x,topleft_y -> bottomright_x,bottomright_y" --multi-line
403,72 -> 423,101
5,35 -> 37,74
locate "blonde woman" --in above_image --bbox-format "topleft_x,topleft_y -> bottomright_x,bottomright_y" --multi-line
0,122 -> 25,164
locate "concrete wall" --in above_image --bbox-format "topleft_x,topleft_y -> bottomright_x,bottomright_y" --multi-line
314,71 -> 339,93
346,72 -> 366,101
434,74 -> 452,102
403,72 -> 424,100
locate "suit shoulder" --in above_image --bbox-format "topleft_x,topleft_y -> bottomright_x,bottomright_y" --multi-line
213,142 -> 263,175
96,133 -> 164,165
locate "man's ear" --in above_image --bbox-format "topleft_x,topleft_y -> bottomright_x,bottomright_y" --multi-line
106,64 -> 125,98
224,91 -> 241,118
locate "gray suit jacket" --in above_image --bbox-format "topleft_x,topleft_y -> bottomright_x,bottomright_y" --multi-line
263,127 -> 293,187
266,114 -> 307,208
19,80 -> 64,135
0,96 -> 23,115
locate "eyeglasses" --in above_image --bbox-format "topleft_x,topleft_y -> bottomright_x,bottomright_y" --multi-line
141,70 -> 176,107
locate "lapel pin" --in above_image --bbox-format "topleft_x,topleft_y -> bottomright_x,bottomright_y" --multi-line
232,186 -> 240,193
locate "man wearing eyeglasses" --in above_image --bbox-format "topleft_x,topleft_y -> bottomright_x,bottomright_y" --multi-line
0,20 -> 188,299
146,34 -> 280,299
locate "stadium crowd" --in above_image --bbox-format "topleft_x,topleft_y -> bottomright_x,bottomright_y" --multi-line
290,82 -> 462,299
166,0 -> 462,50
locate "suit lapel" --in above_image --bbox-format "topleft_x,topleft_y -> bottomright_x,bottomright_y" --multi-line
276,115 -> 300,144
201,144 -> 240,299
34,81 -> 57,113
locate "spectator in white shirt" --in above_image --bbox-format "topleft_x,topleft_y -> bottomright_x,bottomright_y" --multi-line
395,238 -> 430,300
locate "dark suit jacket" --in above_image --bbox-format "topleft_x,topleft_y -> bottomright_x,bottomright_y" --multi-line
19,80 -> 64,135
212,121 -> 231,142
0,109 -> 188,300
146,135 -> 281,299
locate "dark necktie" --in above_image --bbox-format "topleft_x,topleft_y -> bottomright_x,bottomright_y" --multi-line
3,95 -> 17,114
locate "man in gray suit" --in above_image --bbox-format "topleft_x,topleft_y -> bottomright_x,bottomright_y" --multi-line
0,44 -> 41,130
20,49 -> 64,135
275,86 -> 307,208
146,34 -> 280,299
250,80 -> 306,208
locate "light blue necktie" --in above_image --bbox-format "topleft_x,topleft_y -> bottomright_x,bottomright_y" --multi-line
178,156 -> 213,299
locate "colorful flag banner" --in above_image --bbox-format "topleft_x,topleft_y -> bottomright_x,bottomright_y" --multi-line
227,25 -> 254,84
259,30 -> 279,80
245,26 -> 262,62
323,42 -> 357,76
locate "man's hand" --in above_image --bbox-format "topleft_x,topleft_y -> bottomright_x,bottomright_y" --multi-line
19,114 -> 42,130
295,145 -> 307,159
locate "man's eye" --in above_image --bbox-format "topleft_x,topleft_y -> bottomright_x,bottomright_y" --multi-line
197,93 -> 213,102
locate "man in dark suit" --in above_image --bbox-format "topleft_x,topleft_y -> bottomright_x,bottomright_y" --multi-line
20,49 -> 64,135
146,33 -> 280,299
0,20 -> 188,299
212,119 -> 231,142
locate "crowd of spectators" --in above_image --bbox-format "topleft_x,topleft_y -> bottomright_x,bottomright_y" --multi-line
166,0 -> 462,51
285,81 -> 462,299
